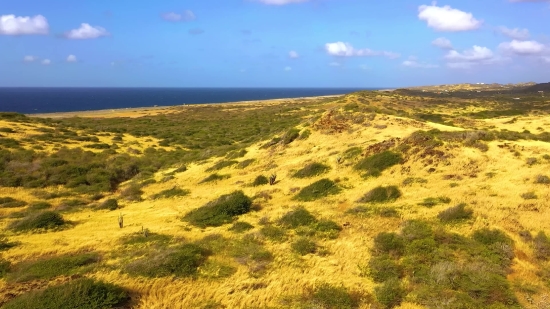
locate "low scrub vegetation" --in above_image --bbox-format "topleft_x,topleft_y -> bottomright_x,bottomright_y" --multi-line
418,196 -> 451,207
294,179 -> 341,201
199,173 -> 230,184
7,253 -> 99,283
151,187 -> 190,199
0,197 -> 27,208
252,175 -> 269,186
291,237 -> 317,255
354,151 -> 402,177
282,128 -> 301,145
358,186 -> 402,203
437,203 -> 473,222
8,211 -> 67,232
292,162 -> 331,178
96,199 -> 118,211
206,160 -> 238,172
228,221 -> 254,233
183,191 -> 252,227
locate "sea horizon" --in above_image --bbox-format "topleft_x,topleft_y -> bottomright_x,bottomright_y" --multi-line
0,87 -> 382,114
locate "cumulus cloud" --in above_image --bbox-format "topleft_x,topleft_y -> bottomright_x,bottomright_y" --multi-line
0,14 -> 49,35
498,26 -> 530,40
325,42 -> 400,59
161,10 -> 195,22
23,55 -> 37,62
418,4 -> 482,31
289,50 -> 299,59
65,23 -> 109,39
67,55 -> 77,62
254,0 -> 309,5
402,59 -> 439,68
42,59 -> 51,65
499,40 -> 545,55
444,45 -> 508,69
432,37 -> 453,49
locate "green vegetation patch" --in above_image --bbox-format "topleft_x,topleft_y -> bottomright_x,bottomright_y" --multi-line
151,187 -> 190,199
228,221 -> 254,233
354,151 -> 402,177
260,225 -> 287,242
2,278 -> 129,309
0,197 -> 27,208
358,186 -> 401,203
121,231 -> 172,246
237,159 -> 256,169
343,146 -> 363,160
96,199 -> 118,211
437,203 -> 473,223
294,178 -> 341,201
252,175 -> 269,186
183,191 -> 252,227
282,128 -> 301,145
8,211 -> 67,232
311,283 -> 360,309
7,253 -> 99,283
205,160 -> 239,172
418,196 -> 451,208
199,173 -> 230,184
226,149 -> 247,159
291,237 -> 317,255
292,162 -> 331,178
279,206 -> 317,228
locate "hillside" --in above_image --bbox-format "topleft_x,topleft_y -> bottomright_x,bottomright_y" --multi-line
1,89 -> 550,308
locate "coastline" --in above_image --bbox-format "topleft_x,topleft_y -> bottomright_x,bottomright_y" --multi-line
26,94 -> 346,119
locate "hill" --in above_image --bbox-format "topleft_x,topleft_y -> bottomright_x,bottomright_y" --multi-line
1,90 -> 550,308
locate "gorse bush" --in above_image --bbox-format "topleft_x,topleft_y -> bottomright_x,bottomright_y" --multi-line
252,175 -> 269,186
354,151 -> 402,177
8,253 -> 99,283
278,206 -> 317,228
291,237 -> 317,255
368,255 -> 403,283
183,191 -> 252,227
2,278 -> 129,309
8,211 -> 66,232
292,162 -> 331,178
374,278 -> 405,309
294,179 -> 341,201
373,232 -> 405,257
151,187 -> 190,199
358,186 -> 401,203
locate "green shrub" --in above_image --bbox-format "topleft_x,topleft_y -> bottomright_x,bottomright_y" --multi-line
299,129 -> 311,140
226,149 -> 247,159
0,127 -> 16,133
374,278 -> 405,308
205,160 -> 238,172
535,175 -> 550,184
291,237 -> 317,255
292,162 -> 331,178
0,236 -> 18,251
0,258 -> 10,277
152,187 -> 190,199
237,159 -> 255,169
401,220 -> 433,242
343,147 -> 363,159
534,232 -> 550,261
279,206 -> 317,228
29,201 -> 52,210
252,175 -> 269,186
183,191 -> 252,227
402,177 -> 428,186
521,191 -> 538,200
358,186 -> 401,203
260,225 -> 287,242
314,220 -> 342,239
8,253 -> 99,283
354,151 -> 402,177
0,138 -> 21,148
368,255 -> 403,283
473,228 -> 513,246
294,179 -> 341,201
418,196 -> 451,207
376,207 -> 400,218
96,199 -> 118,211
125,243 -> 209,278
282,128 -> 301,145
2,278 -> 129,309
228,221 -> 254,233
438,203 -> 473,222
312,283 -> 359,309
199,173 -> 230,184
8,211 -> 66,232
373,232 -> 405,257
0,197 -> 27,208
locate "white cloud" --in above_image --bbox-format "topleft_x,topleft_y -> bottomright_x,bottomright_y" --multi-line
255,0 -> 309,5
65,23 -> 109,39
509,0 -> 550,2
498,26 -> 530,40
499,40 -> 545,55
23,55 -> 37,62
289,50 -> 299,58
402,59 -> 439,68
432,37 -> 453,49
418,4 -> 482,32
445,46 -> 494,61
67,55 -> 77,62
325,42 -> 400,59
42,59 -> 51,65
0,14 -> 49,35
284,66 -> 292,71
161,10 -> 195,22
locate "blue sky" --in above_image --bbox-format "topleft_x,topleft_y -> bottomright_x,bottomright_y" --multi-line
1,0 -> 549,87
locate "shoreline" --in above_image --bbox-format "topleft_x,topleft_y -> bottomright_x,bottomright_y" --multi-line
25,94 -> 348,119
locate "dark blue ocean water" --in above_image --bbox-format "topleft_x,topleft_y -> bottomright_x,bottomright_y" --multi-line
0,88 -> 372,114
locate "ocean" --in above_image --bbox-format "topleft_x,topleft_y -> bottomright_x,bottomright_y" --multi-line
0,87 -> 372,114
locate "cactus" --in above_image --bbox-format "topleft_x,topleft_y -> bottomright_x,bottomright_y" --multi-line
269,173 -> 277,185
118,213 -> 124,228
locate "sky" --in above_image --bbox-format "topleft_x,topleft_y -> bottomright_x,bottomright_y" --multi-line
0,0 -> 549,88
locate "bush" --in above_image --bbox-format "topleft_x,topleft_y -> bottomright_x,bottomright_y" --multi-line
473,228 -> 513,246
120,184 -> 143,202
228,221 -> 254,233
97,199 -> 118,211
314,220 -> 342,239
534,232 -> 550,260
226,149 -> 247,159
0,197 -> 27,208
2,278 -> 129,309
358,186 -> 401,203
125,243 -> 209,278
252,175 -> 269,186
0,236 -> 18,251
292,162 -> 331,178
299,129 -> 311,140
282,128 -> 301,145
294,179 -> 341,201
199,173 -> 230,184
152,187 -> 190,199
418,196 -> 451,207
354,151 -> 402,177
279,206 -> 317,228
183,191 -> 252,227
291,237 -> 317,255
438,203 -> 473,222
7,253 -> 99,283
373,232 -> 405,257
312,283 -> 359,309
237,159 -> 255,169
260,225 -> 287,242
521,191 -> 538,200
8,211 -> 66,232
374,279 -> 405,308
368,255 -> 403,283
535,175 -> 550,184
29,201 -> 52,210
343,147 -> 363,159
206,160 -> 238,172
0,258 -> 10,277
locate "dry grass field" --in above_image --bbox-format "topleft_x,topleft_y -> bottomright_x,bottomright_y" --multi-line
1,87 -> 550,308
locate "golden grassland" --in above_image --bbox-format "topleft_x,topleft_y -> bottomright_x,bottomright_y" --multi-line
1,89 -> 550,308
